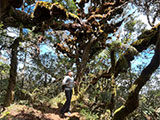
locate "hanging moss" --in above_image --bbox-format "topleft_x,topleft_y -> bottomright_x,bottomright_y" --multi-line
54,2 -> 65,10
33,1 -> 81,23
68,12 -> 79,20
132,23 -> 160,48
35,1 -> 52,9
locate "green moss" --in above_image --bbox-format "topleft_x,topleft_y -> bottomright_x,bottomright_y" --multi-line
33,1 -> 80,21
106,109 -> 111,114
0,22 -> 4,28
36,1 -> 52,9
129,84 -> 138,93
34,1 -> 67,11
133,29 -> 157,46
100,109 -> 111,120
68,12 -> 79,19
132,38 -> 144,46
113,87 -> 117,96
54,2 -> 65,10
0,111 -> 10,119
113,105 -> 125,115
140,30 -> 155,39
88,73 -> 97,78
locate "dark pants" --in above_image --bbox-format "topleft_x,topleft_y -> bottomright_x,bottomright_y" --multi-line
60,89 -> 72,114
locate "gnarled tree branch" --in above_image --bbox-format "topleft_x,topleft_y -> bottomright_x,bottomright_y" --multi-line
113,25 -> 160,120
90,23 -> 160,85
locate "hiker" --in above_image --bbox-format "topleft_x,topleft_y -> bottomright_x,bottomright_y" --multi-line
60,71 -> 76,117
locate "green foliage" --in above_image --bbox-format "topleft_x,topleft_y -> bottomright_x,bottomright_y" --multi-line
0,79 -> 8,104
15,79 -> 63,104
98,49 -> 109,59
80,107 -> 99,120
123,16 -> 147,44
65,0 -> 77,14
0,111 -> 10,120
52,0 -> 77,13
100,109 -> 111,120
110,40 -> 122,51
125,16 -> 147,33
0,62 -> 10,105
0,62 -> 10,74
0,22 -> 4,28
48,92 -> 66,107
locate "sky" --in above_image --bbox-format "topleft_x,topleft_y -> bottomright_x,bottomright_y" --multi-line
40,43 -> 55,55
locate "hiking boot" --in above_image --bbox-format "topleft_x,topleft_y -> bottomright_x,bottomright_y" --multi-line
60,113 -> 66,118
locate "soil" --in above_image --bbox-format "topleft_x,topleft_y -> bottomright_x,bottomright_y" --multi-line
0,104 -> 84,120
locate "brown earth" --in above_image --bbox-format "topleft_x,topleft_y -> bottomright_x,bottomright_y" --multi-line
0,104 -> 85,120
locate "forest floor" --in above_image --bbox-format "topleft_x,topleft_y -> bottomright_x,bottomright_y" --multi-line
0,104 -> 85,120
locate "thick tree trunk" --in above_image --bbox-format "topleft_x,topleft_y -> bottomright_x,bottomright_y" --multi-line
112,28 -> 160,120
21,49 -> 27,89
75,39 -> 94,94
4,37 -> 20,107
109,50 -> 116,114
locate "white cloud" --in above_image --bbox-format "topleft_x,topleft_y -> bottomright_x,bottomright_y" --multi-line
137,14 -> 160,29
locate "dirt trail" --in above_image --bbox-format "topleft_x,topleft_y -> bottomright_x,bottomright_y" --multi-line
0,104 -> 83,120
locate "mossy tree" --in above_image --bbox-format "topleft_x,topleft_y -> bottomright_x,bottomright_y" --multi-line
0,0 -> 160,119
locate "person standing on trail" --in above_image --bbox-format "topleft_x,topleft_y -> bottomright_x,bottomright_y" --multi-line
60,71 -> 76,117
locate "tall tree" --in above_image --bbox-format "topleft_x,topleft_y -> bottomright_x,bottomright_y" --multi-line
4,37 -> 20,107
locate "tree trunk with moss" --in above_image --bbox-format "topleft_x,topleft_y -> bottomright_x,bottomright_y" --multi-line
108,50 -> 116,115
4,38 -> 20,107
112,28 -> 160,120
75,39 -> 95,94
88,23 -> 160,89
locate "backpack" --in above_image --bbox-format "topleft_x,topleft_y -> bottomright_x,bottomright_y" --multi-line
62,78 -> 70,91
62,85 -> 66,91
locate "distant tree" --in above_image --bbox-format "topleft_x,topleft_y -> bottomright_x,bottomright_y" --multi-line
132,0 -> 160,27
